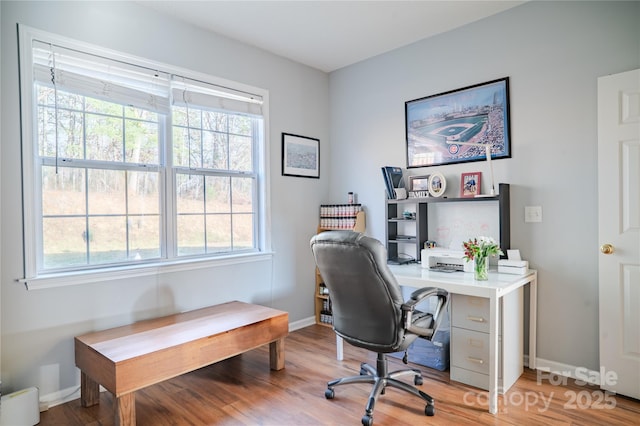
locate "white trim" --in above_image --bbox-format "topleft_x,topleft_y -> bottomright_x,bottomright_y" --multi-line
18,24 -> 39,280
289,317 -> 316,332
38,385 -> 81,412
18,24 -> 272,280
20,251 -> 274,290
534,356 -> 602,386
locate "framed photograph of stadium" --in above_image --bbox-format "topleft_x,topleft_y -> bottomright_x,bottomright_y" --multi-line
282,133 -> 320,178
405,77 -> 511,168
460,172 -> 482,197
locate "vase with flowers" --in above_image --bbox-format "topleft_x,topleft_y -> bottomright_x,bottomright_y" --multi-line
463,237 -> 503,281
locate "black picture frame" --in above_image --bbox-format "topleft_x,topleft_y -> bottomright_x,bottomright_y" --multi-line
405,77 -> 511,168
282,133 -> 320,178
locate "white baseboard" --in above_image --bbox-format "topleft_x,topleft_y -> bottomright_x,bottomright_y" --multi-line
529,356 -> 601,386
289,316 -> 315,331
38,385 -> 81,411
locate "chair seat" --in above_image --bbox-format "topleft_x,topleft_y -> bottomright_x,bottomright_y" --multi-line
412,311 -> 433,328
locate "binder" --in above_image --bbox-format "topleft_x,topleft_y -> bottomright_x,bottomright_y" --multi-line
381,166 -> 404,199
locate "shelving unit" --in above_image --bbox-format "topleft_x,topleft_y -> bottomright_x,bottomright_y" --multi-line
314,208 -> 365,327
385,183 -> 510,262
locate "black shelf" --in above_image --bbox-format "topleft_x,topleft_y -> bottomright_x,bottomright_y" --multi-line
385,183 -> 510,262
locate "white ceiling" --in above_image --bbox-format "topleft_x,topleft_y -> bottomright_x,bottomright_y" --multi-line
138,1 -> 526,72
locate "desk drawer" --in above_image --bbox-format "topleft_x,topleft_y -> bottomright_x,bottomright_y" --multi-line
450,327 -> 502,376
451,294 -> 493,333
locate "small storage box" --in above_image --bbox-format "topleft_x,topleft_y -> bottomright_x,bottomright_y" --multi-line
390,329 -> 450,371
390,286 -> 450,371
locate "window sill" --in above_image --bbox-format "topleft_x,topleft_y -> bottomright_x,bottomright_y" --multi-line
19,252 -> 275,290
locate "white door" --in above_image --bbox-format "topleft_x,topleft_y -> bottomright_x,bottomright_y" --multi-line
598,68 -> 640,399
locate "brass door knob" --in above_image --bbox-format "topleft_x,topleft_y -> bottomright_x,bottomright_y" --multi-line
600,244 -> 614,255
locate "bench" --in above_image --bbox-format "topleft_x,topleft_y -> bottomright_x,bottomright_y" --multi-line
74,301 -> 288,426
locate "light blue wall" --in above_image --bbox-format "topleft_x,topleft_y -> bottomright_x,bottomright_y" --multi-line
2,0 -> 639,401
1,1 -> 328,394
328,0 -> 640,370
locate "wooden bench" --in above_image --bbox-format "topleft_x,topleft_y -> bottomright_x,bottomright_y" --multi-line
75,301 -> 288,426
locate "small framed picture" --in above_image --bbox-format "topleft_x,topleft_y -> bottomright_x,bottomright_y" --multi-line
428,172 -> 447,197
461,172 -> 482,197
282,133 -> 320,178
409,175 -> 430,192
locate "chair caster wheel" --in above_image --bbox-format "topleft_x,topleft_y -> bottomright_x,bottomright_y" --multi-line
361,414 -> 373,426
425,404 -> 435,416
325,388 -> 335,399
414,376 -> 423,385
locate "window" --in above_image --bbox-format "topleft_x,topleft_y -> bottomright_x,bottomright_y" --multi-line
19,26 -> 269,284
171,80 -> 262,256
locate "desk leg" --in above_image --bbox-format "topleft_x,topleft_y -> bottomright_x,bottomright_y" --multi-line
336,335 -> 343,361
270,338 -> 286,370
529,274 -> 538,370
115,393 -> 135,426
80,371 -> 100,407
489,295 -> 499,414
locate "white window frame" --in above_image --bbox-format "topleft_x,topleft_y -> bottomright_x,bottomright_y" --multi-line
17,25 -> 272,290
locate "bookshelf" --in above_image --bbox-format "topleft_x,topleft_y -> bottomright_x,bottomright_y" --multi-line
314,206 -> 365,327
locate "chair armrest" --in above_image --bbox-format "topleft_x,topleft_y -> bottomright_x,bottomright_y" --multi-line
401,287 -> 448,338
408,287 -> 448,304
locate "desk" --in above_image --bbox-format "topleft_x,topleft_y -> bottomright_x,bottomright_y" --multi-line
332,265 -> 537,415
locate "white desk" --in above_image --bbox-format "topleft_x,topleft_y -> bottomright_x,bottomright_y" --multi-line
333,265 -> 537,415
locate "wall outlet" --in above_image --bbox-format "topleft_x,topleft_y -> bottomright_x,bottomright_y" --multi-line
525,206 -> 542,223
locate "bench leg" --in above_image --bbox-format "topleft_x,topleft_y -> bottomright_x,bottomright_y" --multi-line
115,392 -> 136,426
80,371 -> 100,407
269,337 -> 285,370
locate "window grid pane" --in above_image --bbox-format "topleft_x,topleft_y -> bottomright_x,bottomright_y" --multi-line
41,165 -> 162,271
36,84 -> 160,166
175,171 -> 256,256
37,81 -> 164,272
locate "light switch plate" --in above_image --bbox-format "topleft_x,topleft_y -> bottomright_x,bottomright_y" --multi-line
525,206 -> 542,223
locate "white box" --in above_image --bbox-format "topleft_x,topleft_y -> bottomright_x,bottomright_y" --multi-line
498,265 -> 528,275
0,387 -> 40,426
498,259 -> 528,268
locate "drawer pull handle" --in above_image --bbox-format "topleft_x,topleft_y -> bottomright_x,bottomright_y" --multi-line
467,316 -> 486,323
467,357 -> 485,364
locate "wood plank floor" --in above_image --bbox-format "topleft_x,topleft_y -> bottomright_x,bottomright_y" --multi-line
40,325 -> 640,425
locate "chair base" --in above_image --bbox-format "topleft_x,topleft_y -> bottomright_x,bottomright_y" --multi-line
325,353 -> 435,425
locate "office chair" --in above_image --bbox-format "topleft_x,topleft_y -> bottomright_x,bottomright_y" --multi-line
310,231 -> 448,426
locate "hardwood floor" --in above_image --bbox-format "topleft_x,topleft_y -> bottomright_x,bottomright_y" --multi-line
40,325 -> 640,425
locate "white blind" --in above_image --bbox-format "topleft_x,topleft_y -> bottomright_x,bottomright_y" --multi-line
171,77 -> 263,116
31,41 -> 264,117
32,40 -> 171,114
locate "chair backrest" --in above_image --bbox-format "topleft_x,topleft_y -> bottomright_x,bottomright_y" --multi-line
310,231 -> 412,352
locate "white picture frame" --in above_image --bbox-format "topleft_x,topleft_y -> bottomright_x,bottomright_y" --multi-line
428,172 -> 447,197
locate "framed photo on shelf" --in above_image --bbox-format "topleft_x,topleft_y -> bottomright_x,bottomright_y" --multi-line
460,172 -> 482,197
409,175 -> 430,191
428,172 -> 447,197
408,174 -> 431,198
405,77 -> 511,168
282,133 -> 320,178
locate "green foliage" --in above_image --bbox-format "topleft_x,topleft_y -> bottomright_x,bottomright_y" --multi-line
463,236 -> 503,261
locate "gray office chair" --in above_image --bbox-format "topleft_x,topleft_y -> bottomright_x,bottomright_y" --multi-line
310,231 -> 448,426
